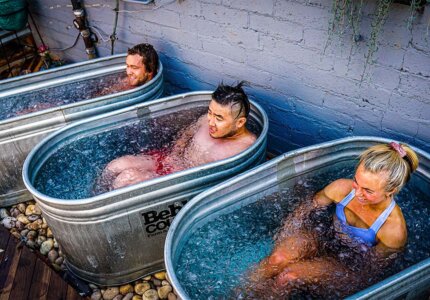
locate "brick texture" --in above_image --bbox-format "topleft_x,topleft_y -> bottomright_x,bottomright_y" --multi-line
28,0 -> 430,154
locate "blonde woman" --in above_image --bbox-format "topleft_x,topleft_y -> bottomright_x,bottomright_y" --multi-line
250,142 -> 419,297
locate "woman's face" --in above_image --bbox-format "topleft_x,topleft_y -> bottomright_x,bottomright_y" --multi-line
352,163 -> 393,206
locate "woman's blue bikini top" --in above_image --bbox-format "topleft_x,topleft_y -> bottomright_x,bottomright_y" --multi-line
335,189 -> 396,246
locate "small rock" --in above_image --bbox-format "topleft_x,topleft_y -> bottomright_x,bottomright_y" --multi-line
88,283 -> 99,290
132,296 -> 142,300
0,208 -> 10,219
41,223 -> 48,229
52,263 -> 62,272
46,228 -> 53,238
53,239 -> 58,248
2,217 -> 16,229
157,285 -> 172,299
38,228 -> 47,236
17,214 -> 30,224
26,240 -> 36,249
119,284 -> 134,295
143,276 -> 152,281
28,215 -> 40,222
48,249 -> 59,263
26,219 -> 42,231
154,272 -> 166,280
143,289 -> 159,300
27,230 -> 37,240
135,282 -> 151,295
55,256 -> 64,265
113,295 -> 124,300
25,204 -> 42,216
103,287 -> 120,300
161,281 -> 170,286
17,203 -> 26,213
36,235 -> 47,247
40,239 -> 54,255
91,291 -> 102,300
10,208 -> 20,218
15,221 -> 25,231
123,293 -> 134,300
11,231 -> 21,239
152,278 -> 161,287
20,229 -> 29,237
167,292 -> 176,300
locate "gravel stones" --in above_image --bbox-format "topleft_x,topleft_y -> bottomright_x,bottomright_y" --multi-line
91,291 -> 102,300
40,239 -> 54,255
0,208 -> 10,219
0,202 -> 180,300
120,284 -> 134,295
2,217 -> 16,229
25,204 -> 42,216
122,293 -> 134,300
167,293 -> 176,300
157,285 -> 172,299
142,289 -> 159,300
153,272 -> 166,280
102,287 -> 120,300
134,282 -> 151,295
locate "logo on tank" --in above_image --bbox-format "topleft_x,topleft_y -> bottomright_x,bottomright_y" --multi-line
141,200 -> 189,237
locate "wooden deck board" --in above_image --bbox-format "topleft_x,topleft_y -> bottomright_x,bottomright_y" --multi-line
0,234 -> 22,300
47,269 -> 68,300
28,259 -> 52,300
8,244 -> 37,300
0,227 -> 87,300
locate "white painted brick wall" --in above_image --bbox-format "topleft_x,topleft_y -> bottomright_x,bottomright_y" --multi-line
27,0 -> 430,153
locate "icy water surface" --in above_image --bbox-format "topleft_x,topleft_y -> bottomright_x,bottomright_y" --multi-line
175,164 -> 430,299
1,72 -> 132,121
34,106 -> 261,199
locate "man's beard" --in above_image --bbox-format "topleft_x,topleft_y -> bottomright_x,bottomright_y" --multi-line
128,73 -> 148,86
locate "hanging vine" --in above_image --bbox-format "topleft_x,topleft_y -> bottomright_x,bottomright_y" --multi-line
362,0 -> 393,80
325,0 -> 364,53
327,0 -> 428,82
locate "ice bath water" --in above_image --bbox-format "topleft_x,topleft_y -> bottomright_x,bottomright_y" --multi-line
175,165 -> 430,299
1,72 -> 130,121
34,107 -> 261,199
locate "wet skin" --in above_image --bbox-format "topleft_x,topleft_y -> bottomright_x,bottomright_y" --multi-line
104,100 -> 256,189
251,163 -> 408,295
125,54 -> 154,86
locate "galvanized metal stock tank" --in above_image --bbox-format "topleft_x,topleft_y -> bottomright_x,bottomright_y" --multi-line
0,54 -> 163,206
165,136 -> 430,300
22,92 -> 268,286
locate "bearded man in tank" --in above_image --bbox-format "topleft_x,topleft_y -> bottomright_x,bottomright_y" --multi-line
101,82 -> 256,190
16,43 -> 159,116
96,43 -> 159,96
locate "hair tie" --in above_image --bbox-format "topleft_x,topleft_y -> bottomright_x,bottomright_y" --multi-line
389,142 -> 407,158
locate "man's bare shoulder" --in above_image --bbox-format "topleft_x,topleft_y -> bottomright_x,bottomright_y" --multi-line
239,130 -> 257,146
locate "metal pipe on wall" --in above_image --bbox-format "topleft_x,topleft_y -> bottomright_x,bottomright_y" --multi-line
70,0 -> 96,59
